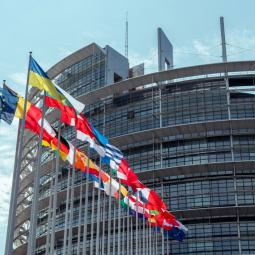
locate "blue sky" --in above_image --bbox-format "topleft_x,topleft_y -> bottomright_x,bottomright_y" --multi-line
1,0 -> 255,253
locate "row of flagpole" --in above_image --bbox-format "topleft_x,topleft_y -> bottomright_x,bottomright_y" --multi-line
3,52 -> 173,255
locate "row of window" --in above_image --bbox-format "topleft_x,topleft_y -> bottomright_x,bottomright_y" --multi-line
35,221 -> 255,254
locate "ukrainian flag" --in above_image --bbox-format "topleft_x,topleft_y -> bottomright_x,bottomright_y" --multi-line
29,57 -> 63,102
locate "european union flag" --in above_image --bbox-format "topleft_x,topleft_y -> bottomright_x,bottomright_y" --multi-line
0,85 -> 19,124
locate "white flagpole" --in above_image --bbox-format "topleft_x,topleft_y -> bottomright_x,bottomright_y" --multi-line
4,52 -> 32,255
67,133 -> 77,255
127,194 -> 130,255
117,181 -> 121,255
95,159 -> 102,255
135,192 -> 139,255
45,167 -> 54,255
49,124 -> 62,255
82,148 -> 90,255
107,168 -> 113,255
27,91 -> 47,255
77,171 -> 84,254
113,196 -> 116,255
89,182 -> 96,255
101,190 -> 106,254
63,166 -> 71,253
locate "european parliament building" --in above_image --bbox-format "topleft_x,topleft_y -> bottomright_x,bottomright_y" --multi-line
6,28 -> 255,255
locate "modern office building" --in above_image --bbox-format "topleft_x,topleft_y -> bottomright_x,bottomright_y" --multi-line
6,28 -> 255,255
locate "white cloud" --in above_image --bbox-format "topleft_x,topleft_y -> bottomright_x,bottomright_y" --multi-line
0,120 -> 18,226
58,47 -> 74,59
129,48 -> 158,74
227,29 -> 255,61
9,72 -> 26,87
193,40 -> 211,56
0,174 -> 12,224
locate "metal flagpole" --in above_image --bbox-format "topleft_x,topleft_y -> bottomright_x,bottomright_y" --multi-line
155,228 -> 158,255
95,159 -> 102,255
127,193 -> 130,255
113,195 -> 116,255
135,192 -> 139,255
67,133 -> 77,255
63,166 -> 71,253
27,91 -> 47,255
82,148 -> 90,255
131,213 -> 133,255
101,191 -> 106,254
99,100 -> 106,255
122,207 -> 125,253
148,222 -> 151,255
145,222 -> 147,255
107,168 -> 113,255
77,171 -> 84,254
161,181 -> 164,255
67,166 -> 75,255
4,52 -> 32,255
90,183 -> 96,255
45,168 -> 54,255
49,124 -> 62,255
117,181 -> 121,255
142,202 -> 146,254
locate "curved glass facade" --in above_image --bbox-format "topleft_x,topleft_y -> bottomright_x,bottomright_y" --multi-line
11,51 -> 255,255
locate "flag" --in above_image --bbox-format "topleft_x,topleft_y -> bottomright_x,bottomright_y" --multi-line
29,57 -> 85,125
1,85 -> 20,124
75,114 -> 105,156
137,186 -> 167,211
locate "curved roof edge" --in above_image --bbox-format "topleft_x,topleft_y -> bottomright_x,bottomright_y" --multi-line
47,43 -> 104,79
79,60 -> 255,105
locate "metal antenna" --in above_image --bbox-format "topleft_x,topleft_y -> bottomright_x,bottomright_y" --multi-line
220,16 -> 227,62
125,12 -> 128,58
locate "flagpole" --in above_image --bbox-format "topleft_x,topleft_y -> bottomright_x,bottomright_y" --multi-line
161,180 -> 164,255
131,216 -> 133,255
117,180 -> 121,255
27,90 -> 47,255
77,170 -> 84,254
45,167 -> 54,255
49,123 -> 62,255
122,206 -> 125,253
67,134 -> 77,255
101,187 -> 106,254
82,148 -> 90,255
127,192 -> 130,255
107,168 -> 113,255
90,181 -> 96,255
113,195 -> 116,255
142,202 -> 146,254
95,159 -> 102,255
135,191 -> 139,255
155,227 -> 158,255
63,164 -> 71,253
149,222 -> 152,255
4,52 -> 32,255
97,101 -> 105,255
67,164 -> 75,254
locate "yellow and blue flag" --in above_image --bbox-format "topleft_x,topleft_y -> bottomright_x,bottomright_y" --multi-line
29,57 -> 63,102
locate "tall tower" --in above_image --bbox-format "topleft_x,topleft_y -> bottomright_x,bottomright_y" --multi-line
157,27 -> 173,71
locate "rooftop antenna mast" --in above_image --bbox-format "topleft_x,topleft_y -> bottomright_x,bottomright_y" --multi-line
125,12 -> 128,58
220,16 -> 227,62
